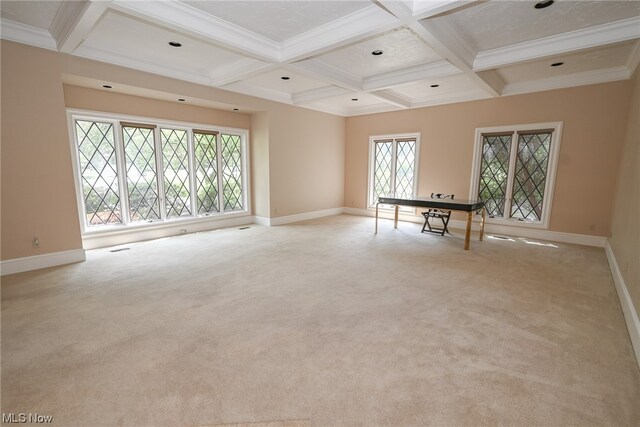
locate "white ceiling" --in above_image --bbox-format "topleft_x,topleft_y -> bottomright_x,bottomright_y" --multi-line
1,0 -> 639,116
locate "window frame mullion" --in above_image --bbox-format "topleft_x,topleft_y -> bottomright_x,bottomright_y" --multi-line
114,122 -> 131,225
504,131 -> 519,219
390,139 -> 398,197
216,134 -> 225,213
155,127 -> 166,222
187,130 -> 198,217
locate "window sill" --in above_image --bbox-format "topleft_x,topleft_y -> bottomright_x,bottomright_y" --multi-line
81,211 -> 252,249
479,216 -> 549,230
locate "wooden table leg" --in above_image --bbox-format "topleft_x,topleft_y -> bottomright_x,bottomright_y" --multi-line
464,211 -> 472,250
479,207 -> 486,241
394,205 -> 399,229
375,203 -> 379,234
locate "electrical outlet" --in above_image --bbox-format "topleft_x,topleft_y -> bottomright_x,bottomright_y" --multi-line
32,236 -> 40,248
179,229 -> 187,234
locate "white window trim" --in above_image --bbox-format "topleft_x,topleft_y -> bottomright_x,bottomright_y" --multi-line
469,122 -> 563,230
67,108 -> 251,237
367,132 -> 421,210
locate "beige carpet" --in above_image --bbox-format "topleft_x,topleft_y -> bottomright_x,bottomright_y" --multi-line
2,214 -> 639,426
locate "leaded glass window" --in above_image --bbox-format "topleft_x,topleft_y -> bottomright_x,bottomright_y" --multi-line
75,120 -> 122,225
72,114 -> 248,231
193,132 -> 219,215
478,134 -> 511,217
475,126 -> 558,225
161,128 -> 191,218
369,135 -> 419,206
221,134 -> 244,211
122,125 -> 160,222
510,132 -> 551,221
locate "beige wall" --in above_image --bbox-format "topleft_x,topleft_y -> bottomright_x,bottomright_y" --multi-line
63,85 -> 251,129
345,81 -> 632,236
268,104 -> 345,217
1,41 -> 346,260
1,41 -> 83,260
610,68 -> 640,316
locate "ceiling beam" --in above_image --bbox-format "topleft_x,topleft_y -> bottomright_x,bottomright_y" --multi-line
287,59 -> 362,92
474,17 -> 640,71
411,0 -> 480,20
363,60 -> 460,91
376,0 -> 503,97
110,0 -> 281,62
280,5 -> 399,63
369,90 -> 412,108
49,0 -> 111,53
292,86 -> 352,105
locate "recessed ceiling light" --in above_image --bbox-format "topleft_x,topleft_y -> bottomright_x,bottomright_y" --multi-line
281,76 -> 290,80
351,98 -> 358,101
102,85 -> 112,89
169,41 -> 182,47
233,108 -> 239,111
371,50 -> 383,56
178,98 -> 186,102
551,62 -> 564,67
430,84 -> 439,88
534,0 -> 554,9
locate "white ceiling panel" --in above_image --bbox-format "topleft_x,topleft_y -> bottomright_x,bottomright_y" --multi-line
436,0 -> 640,52
390,73 -> 480,100
307,91 -> 387,110
0,0 -> 61,30
497,41 -> 638,84
243,67 -> 330,94
180,0 -> 372,43
1,0 -> 638,117
314,27 -> 442,78
79,11 -> 254,79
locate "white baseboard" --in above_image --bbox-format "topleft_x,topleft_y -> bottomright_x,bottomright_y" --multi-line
268,207 -> 344,226
1,249 -> 86,276
344,207 -> 606,248
605,242 -> 640,369
83,215 -> 254,249
253,215 -> 271,226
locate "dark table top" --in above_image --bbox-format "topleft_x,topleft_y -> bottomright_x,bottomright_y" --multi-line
378,196 -> 485,212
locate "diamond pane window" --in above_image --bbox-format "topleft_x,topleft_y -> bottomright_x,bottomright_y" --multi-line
510,132 -> 551,221
473,124 -> 560,226
395,140 -> 416,200
75,120 -> 122,226
369,135 -> 419,206
478,134 -> 512,217
373,141 -> 393,202
194,132 -> 219,215
161,129 -> 191,218
122,125 -> 160,222
221,134 -> 244,211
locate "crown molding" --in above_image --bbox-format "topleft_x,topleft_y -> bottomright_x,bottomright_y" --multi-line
410,88 -> 490,107
627,41 -> 640,75
222,81 -> 293,105
73,44 -> 211,86
0,19 -> 57,50
49,0 -> 110,53
370,89 -> 411,108
502,66 -> 631,96
363,60 -> 461,91
281,5 -> 399,62
110,0 -> 281,62
344,102 -> 404,117
474,17 -> 640,71
292,85 -> 351,105
208,60 -> 275,87
288,58 -> 362,91
411,0 -> 479,20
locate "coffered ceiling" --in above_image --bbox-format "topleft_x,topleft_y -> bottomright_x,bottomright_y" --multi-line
1,0 -> 639,116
